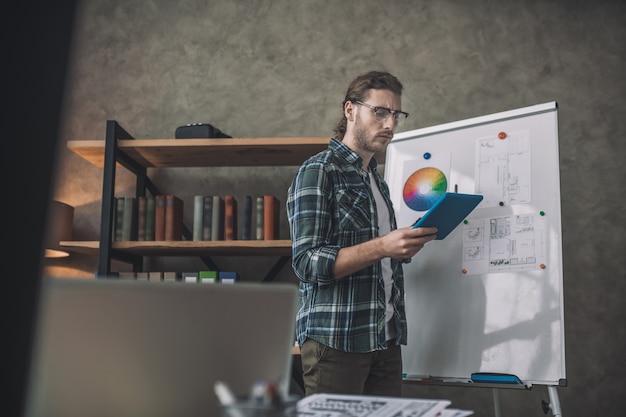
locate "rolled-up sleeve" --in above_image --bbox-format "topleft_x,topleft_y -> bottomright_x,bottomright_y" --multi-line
287,160 -> 339,286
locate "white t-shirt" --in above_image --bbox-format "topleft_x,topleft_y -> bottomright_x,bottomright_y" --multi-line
369,171 -> 396,342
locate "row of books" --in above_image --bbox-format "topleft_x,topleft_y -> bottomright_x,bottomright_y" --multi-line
113,195 -> 183,241
112,194 -> 280,242
118,270 -> 239,283
192,194 -> 280,241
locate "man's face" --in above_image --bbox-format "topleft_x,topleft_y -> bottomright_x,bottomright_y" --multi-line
352,89 -> 402,155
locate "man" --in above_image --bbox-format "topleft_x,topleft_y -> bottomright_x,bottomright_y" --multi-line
286,70 -> 438,397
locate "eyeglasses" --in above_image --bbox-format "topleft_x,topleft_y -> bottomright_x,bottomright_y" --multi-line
353,100 -> 409,124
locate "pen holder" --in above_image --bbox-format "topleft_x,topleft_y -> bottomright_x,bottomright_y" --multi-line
221,397 -> 299,417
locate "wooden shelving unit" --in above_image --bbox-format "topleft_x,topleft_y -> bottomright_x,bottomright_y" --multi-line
62,120 -> 361,279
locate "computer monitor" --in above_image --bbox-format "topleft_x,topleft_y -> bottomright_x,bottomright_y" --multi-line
24,278 -> 298,417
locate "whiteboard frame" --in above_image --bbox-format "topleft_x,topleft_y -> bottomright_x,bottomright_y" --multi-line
386,102 -> 566,387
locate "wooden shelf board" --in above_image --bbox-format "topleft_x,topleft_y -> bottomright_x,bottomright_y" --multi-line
67,137 -> 326,167
60,240 -> 292,257
67,137 -> 386,167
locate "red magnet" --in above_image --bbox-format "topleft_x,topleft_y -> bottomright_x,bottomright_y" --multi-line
498,131 -> 507,139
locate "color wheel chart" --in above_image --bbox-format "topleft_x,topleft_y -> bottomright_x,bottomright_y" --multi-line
402,167 -> 448,212
393,153 -> 452,228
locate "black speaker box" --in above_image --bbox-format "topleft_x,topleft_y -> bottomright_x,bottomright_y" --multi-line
175,123 -> 232,139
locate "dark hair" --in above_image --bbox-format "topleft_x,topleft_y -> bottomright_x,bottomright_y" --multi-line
333,71 -> 404,141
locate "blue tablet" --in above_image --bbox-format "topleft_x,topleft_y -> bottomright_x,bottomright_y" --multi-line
411,192 -> 483,240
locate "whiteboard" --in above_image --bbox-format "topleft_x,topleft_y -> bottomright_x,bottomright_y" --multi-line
385,102 -> 566,386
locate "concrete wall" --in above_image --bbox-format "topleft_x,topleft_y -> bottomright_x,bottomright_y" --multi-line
46,0 -> 625,415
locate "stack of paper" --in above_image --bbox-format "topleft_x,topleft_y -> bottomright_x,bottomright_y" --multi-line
296,393 -> 473,417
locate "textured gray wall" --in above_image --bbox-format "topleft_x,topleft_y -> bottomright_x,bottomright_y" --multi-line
46,0 -> 625,415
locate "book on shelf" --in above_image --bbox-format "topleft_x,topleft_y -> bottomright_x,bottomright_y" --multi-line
154,194 -> 166,241
137,196 -> 147,241
192,195 -> 204,241
219,271 -> 239,284
114,197 -> 124,241
199,270 -> 218,284
202,195 -> 213,241
165,195 -> 184,241
256,196 -> 264,240
118,271 -> 135,280
224,195 -> 238,241
121,196 -> 137,241
148,271 -> 163,282
263,195 -> 280,240
211,196 -> 225,241
144,194 -> 156,241
182,271 -> 198,283
163,271 -> 179,282
241,195 -> 252,240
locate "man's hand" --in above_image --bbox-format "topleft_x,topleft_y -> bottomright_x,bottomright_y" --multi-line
379,226 -> 437,259
333,226 -> 437,279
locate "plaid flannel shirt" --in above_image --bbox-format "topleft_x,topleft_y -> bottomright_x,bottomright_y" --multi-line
287,138 -> 408,353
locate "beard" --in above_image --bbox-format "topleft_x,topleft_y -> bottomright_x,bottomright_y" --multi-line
353,114 -> 393,154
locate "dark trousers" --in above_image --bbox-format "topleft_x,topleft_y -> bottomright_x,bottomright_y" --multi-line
300,338 -> 403,397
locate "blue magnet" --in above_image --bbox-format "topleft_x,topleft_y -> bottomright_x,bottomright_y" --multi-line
423,152 -> 431,160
